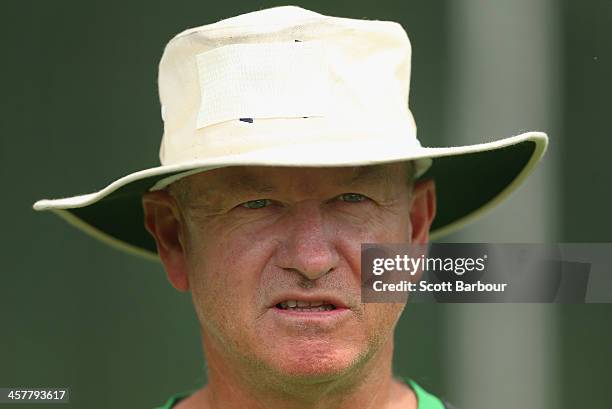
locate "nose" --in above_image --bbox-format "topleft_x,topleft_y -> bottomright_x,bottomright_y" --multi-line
276,201 -> 339,281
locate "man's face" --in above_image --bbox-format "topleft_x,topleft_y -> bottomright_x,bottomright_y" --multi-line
165,164 -> 418,381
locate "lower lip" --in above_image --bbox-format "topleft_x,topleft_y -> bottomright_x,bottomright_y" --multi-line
271,307 -> 351,323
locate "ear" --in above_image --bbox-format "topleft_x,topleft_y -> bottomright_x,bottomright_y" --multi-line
409,178 -> 437,245
142,190 -> 190,291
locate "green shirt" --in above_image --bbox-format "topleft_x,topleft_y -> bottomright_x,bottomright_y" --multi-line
155,378 -> 448,409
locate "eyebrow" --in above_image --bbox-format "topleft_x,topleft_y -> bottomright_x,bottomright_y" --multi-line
179,178 -> 275,214
225,175 -> 277,194
343,165 -> 393,187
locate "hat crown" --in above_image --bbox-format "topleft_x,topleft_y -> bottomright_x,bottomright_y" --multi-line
173,6 -> 324,37
157,6 -> 417,166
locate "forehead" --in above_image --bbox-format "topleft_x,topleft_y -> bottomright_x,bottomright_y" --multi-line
180,163 -> 407,193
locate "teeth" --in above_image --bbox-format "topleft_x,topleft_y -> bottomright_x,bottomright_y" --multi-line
277,300 -> 335,311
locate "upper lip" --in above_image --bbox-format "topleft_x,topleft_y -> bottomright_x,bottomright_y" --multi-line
269,293 -> 349,309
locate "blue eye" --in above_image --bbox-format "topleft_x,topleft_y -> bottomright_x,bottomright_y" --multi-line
241,199 -> 271,209
339,193 -> 366,203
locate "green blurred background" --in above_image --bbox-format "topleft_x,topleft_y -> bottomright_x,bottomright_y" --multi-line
2,1 -> 611,408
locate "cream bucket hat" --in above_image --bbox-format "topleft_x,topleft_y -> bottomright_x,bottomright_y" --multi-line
33,6 -> 548,261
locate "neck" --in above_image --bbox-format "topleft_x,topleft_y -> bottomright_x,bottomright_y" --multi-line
192,331 -> 413,409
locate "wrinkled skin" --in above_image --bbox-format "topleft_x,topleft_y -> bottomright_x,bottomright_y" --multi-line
143,164 -> 436,409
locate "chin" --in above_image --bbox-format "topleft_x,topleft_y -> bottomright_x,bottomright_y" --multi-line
268,339 -> 362,381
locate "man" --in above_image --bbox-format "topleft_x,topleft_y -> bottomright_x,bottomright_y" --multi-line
33,6 -> 547,408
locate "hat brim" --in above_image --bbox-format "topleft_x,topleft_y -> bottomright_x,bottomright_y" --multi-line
33,132 -> 547,261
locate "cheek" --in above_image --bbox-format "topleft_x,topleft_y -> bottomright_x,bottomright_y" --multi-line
336,213 -> 412,277
185,224 -> 275,333
333,214 -> 408,343
349,202 -> 412,241
362,302 -> 405,344
369,208 -> 412,242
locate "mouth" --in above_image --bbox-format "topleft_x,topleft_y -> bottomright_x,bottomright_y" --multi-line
268,295 -> 351,329
275,300 -> 337,312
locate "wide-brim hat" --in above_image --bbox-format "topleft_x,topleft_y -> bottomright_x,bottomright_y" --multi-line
33,6 -> 548,261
